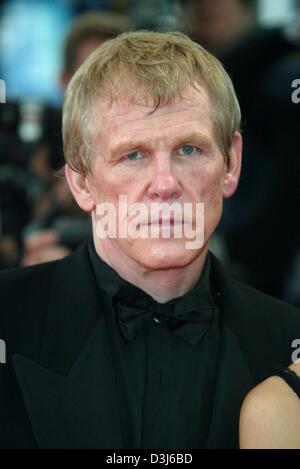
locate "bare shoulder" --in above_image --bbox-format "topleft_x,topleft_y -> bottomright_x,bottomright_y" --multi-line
289,361 -> 300,376
239,365 -> 300,449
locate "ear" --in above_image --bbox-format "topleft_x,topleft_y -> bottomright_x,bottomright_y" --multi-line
222,131 -> 242,198
65,164 -> 95,212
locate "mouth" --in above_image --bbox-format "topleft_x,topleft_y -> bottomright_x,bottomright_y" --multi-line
138,218 -> 193,232
149,218 -> 176,226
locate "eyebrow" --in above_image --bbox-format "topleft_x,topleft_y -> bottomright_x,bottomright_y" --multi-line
110,131 -> 212,157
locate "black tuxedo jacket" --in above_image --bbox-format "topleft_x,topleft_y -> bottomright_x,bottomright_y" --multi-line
1,243 -> 300,448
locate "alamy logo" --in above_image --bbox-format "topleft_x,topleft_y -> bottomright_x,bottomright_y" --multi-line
0,79 -> 6,103
291,338 -> 300,363
0,339 -> 6,364
291,79 -> 300,104
95,196 -> 205,250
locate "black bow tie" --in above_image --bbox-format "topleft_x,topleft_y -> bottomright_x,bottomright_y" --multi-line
87,238 -> 215,346
116,296 -> 215,346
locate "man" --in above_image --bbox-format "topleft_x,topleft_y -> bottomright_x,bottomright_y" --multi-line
0,31 -> 300,449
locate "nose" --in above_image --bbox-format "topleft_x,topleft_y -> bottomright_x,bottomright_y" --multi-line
147,159 -> 182,201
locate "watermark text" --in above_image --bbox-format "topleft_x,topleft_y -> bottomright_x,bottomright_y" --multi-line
95,195 -> 205,250
291,79 -> 300,104
0,79 -> 6,103
0,339 -> 6,364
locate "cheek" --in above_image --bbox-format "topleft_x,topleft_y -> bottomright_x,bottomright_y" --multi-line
193,164 -> 224,204
90,172 -> 126,204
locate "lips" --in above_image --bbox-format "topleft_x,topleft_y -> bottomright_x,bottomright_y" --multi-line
149,218 -> 176,226
139,219 -> 193,234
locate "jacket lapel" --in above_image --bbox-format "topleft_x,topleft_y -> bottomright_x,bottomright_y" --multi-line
13,319 -> 123,448
206,323 -> 254,448
13,244 -> 124,448
207,254 -> 261,448
207,253 -> 298,448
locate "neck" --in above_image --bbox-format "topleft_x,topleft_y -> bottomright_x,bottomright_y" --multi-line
93,237 -> 208,303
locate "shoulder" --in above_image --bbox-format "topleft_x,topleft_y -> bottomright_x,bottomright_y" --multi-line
0,260 -> 61,354
240,364 -> 300,448
210,253 -> 300,380
210,252 -> 300,319
0,241 -> 88,298
0,258 -> 59,287
0,259 -> 60,310
230,278 -> 300,349
0,243 -> 93,358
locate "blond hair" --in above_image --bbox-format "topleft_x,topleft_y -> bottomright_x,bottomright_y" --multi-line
63,30 -> 241,175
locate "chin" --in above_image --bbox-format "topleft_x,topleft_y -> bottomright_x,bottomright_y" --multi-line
127,238 -> 202,271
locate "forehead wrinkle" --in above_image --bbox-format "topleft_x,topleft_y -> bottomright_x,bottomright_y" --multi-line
112,117 -> 214,142
109,107 -> 214,142
93,84 -> 212,128
92,88 -> 214,154
116,108 -> 211,129
111,92 -> 212,121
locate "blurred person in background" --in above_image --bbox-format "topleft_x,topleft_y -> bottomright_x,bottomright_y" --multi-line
61,10 -> 131,86
218,1 -> 300,301
179,0 -> 300,301
179,0 -> 256,54
0,100 -> 50,269
21,10 -> 130,266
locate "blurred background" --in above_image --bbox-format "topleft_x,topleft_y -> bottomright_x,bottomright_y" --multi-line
1,0 -> 300,306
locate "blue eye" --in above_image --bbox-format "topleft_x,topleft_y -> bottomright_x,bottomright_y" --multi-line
178,145 -> 199,156
125,150 -> 144,161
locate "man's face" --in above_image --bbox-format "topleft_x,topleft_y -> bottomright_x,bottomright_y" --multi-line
85,84 -> 240,271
